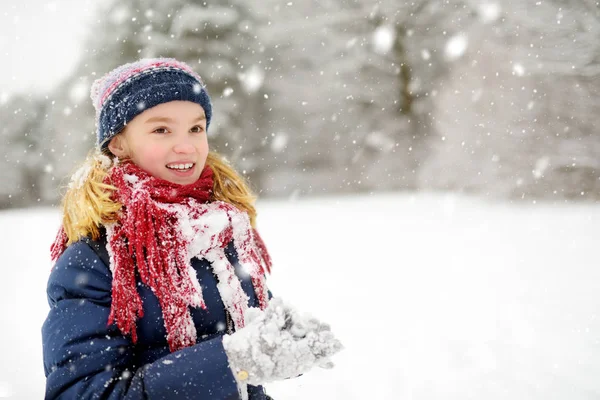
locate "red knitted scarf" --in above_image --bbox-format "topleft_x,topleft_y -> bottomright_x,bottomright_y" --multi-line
51,162 -> 271,352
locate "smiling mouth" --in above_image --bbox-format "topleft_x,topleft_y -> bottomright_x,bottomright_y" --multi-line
166,163 -> 195,171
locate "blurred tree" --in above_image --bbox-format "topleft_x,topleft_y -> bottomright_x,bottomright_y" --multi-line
250,0 -> 445,196
39,0 -> 268,203
418,0 -> 600,200
2,0 -> 600,209
0,94 -> 48,207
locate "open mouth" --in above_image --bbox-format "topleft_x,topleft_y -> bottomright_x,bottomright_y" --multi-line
166,162 -> 195,172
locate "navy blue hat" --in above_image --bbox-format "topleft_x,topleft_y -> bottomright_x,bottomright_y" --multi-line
90,58 -> 212,150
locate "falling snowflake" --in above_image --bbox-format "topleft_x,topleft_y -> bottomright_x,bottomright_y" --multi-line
238,65 -> 264,94
478,2 -> 501,23
271,132 -> 289,153
223,87 -> 234,97
372,25 -> 395,55
512,63 -> 525,77
533,157 -> 550,179
110,5 -> 129,25
216,321 -> 226,331
365,131 -> 395,153
445,33 -> 468,61
69,80 -> 88,104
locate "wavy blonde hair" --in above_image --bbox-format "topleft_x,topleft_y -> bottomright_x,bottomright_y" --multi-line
59,150 -> 257,246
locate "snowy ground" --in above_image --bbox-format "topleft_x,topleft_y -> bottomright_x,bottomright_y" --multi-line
1,192 -> 599,399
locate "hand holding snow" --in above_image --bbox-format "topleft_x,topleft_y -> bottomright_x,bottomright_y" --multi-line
222,297 -> 343,385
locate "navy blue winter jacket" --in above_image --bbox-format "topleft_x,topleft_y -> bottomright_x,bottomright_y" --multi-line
42,235 -> 272,399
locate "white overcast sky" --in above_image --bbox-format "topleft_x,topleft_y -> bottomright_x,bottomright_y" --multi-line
0,0 -> 100,95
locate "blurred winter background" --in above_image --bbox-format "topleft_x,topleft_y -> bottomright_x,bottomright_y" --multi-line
1,0 -> 600,399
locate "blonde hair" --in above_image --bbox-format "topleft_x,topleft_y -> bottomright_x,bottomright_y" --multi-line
59,150 -> 257,246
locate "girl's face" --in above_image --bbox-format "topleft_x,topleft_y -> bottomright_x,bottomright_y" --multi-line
108,101 -> 209,185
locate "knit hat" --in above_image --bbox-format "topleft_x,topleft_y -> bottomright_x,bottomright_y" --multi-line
90,58 -> 213,150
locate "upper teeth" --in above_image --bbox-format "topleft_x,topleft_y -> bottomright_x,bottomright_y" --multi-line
167,163 -> 193,170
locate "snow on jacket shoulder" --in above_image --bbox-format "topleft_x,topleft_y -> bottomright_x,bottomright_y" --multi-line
41,237 -> 270,400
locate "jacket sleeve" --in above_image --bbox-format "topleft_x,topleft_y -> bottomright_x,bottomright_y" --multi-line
41,241 -> 241,400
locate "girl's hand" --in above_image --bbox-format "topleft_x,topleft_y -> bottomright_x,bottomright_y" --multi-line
222,297 -> 343,385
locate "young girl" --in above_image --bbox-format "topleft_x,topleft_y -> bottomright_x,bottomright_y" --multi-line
42,58 -> 342,400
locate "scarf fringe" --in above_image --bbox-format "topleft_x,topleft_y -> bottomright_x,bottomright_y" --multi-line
50,226 -> 68,263
50,163 -> 272,353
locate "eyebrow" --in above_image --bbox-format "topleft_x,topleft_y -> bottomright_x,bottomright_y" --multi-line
144,115 -> 206,124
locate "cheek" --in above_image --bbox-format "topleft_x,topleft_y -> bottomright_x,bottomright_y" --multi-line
198,141 -> 209,165
200,137 -> 209,155
132,143 -> 167,168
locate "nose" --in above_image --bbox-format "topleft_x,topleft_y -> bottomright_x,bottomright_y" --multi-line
172,140 -> 196,154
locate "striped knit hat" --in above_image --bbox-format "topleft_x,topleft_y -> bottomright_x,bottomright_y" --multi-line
90,58 -> 213,150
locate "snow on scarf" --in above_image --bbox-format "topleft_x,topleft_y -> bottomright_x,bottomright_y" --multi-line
51,162 -> 271,352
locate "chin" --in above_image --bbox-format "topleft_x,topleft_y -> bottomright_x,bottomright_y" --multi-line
171,176 -> 200,185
